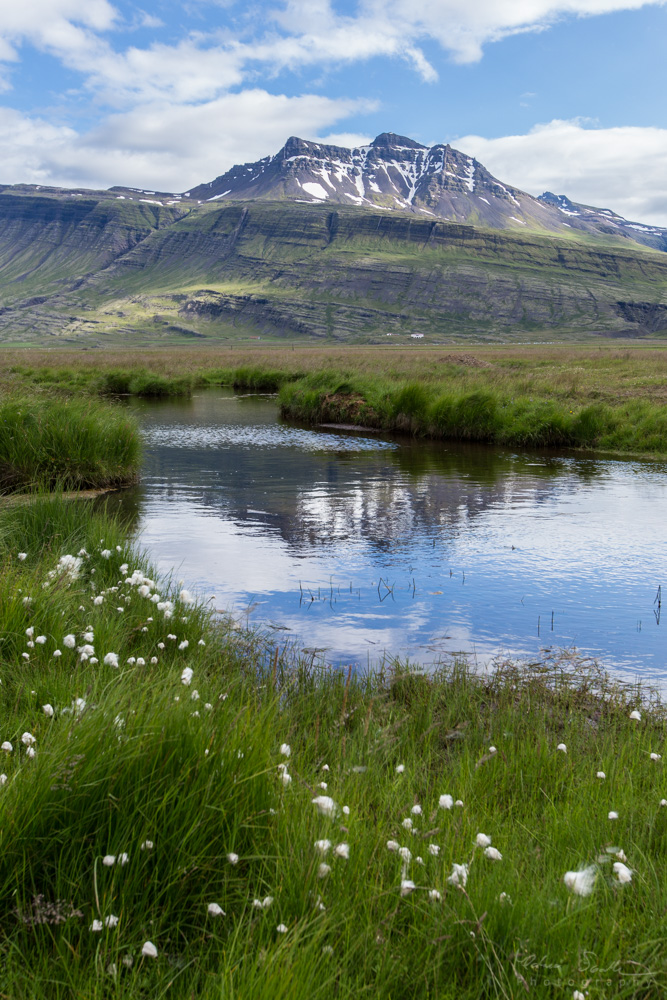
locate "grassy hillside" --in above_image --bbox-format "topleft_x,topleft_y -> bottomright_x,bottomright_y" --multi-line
1,197 -> 667,346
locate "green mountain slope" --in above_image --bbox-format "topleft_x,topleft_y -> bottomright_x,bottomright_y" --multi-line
1,195 -> 667,345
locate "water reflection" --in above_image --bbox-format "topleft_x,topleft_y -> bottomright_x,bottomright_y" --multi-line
118,389 -> 667,684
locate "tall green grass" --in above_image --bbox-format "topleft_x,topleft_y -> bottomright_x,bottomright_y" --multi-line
0,396 -> 140,492
279,372 -> 667,454
1,497 -> 667,997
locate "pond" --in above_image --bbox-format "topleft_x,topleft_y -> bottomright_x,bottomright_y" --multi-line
119,388 -> 667,683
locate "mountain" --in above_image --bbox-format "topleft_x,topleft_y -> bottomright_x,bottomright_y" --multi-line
184,132 -> 667,254
1,134 -> 667,346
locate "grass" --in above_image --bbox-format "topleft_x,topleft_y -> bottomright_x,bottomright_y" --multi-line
0,393 -> 141,492
5,343 -> 667,456
1,494 -> 667,998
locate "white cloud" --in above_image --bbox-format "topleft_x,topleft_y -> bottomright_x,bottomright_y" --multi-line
0,91 -> 377,191
455,119 -> 667,225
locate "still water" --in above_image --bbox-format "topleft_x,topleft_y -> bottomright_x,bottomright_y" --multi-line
121,389 -> 667,682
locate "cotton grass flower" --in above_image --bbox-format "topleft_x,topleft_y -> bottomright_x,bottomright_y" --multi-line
556,743 -> 567,753
317,863 -> 331,878
386,840 -> 400,852
207,903 -> 225,916
21,733 -> 36,746
400,879 -> 416,896
18,552 -> 27,561
447,863 -> 468,888
104,652 -> 119,668
334,843 -> 350,859
102,855 -> 116,866
411,804 -> 422,815
26,747 -> 36,759
42,704 -> 54,717
597,771 -> 606,779
178,640 -> 189,651
613,862 -> 633,884
226,853 -> 239,865
314,839 -> 331,855
140,840 -> 154,851
90,920 -> 103,932
484,846 -> 503,861
629,710 -> 641,721
398,847 -> 412,863
105,915 -> 119,928
312,795 -> 337,817
276,923 -> 288,934
428,844 -> 440,856
608,811 -> 619,821
279,743 -> 291,757
63,634 -> 76,649
53,649 -> 61,658
395,764 -> 405,774
1,742 -> 13,752
141,941 -> 158,958
439,794 -> 453,810
573,992 -> 586,1000
564,865 -> 597,896
0,774 -> 7,785
181,667 -> 193,685
402,818 -> 413,831
35,635 -> 46,645
455,799 -> 464,807
428,889 -> 442,902
280,771 -> 292,786
475,833 -> 492,848
650,752 -> 662,761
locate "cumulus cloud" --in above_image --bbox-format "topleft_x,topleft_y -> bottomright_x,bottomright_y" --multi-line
455,119 -> 667,225
0,91 -> 377,191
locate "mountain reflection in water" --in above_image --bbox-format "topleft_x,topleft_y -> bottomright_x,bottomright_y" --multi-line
112,389 -> 667,684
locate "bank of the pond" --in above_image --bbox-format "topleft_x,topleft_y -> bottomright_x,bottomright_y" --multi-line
0,395 -> 140,492
1,494 -> 667,999
6,344 -> 667,457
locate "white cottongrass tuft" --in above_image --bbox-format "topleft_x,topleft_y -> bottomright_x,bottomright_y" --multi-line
53,649 -> 62,658
101,549 -> 112,559
1,742 -> 13,753
318,781 -> 327,790
312,795 -> 337,817
179,590 -> 195,605
26,747 -> 36,759
314,839 -> 331,855
395,764 -> 405,774
608,811 -> 619,821
564,865 -> 597,896
42,704 -> 54,717
402,818 -> 413,831
428,889 -> 442,902
573,992 -> 586,1000
18,552 -> 27,561
207,903 -> 225,916
63,634 -> 76,649
411,804 -> 422,816
489,745 -> 497,754
317,863 -> 331,878
334,843 -> 350,860
386,840 -> 399,852
279,743 -> 291,757
556,743 -> 567,753
141,941 -> 158,958
484,846 -> 503,861
21,732 -> 36,746
104,652 -> 119,668
629,710 -> 641,721
35,635 -> 46,645
455,799 -> 464,808
597,771 -> 606,779
226,853 -> 239,865
475,833 -> 492,848
342,805 -> 350,815
398,846 -> 412,863
90,920 -> 103,932
613,862 -> 632,884
140,840 -> 154,850
276,924 -> 288,934
178,640 -> 189,651
400,879 -> 416,896
102,855 -> 116,866
279,771 -> 292,786
0,774 -> 7,785
105,914 -> 119,928
650,752 -> 662,761
439,794 -> 453,810
428,844 -> 440,856
447,863 -> 468,888
181,667 -> 193,685
661,799 -> 667,807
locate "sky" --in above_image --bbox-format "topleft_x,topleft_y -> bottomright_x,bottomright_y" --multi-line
1,0 -> 667,223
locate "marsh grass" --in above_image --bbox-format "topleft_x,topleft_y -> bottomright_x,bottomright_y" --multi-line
0,395 -> 141,492
1,497 -> 667,998
5,343 -> 667,456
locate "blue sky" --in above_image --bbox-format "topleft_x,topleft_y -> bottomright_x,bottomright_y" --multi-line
1,1 -> 667,223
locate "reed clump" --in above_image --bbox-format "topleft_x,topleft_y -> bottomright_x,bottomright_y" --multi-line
0,395 -> 141,492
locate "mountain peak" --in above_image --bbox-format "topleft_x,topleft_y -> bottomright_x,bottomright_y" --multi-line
371,132 -> 426,150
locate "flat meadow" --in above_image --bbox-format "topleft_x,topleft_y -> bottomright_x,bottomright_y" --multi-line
1,344 -> 667,998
